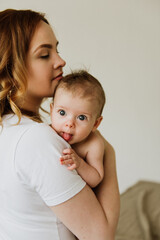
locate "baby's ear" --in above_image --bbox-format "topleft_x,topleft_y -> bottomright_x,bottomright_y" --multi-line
92,116 -> 103,132
50,103 -> 54,113
50,103 -> 54,126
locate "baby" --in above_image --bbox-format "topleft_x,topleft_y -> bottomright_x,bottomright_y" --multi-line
50,70 -> 106,188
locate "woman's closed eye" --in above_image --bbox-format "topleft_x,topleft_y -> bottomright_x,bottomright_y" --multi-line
77,115 -> 87,121
40,54 -> 50,59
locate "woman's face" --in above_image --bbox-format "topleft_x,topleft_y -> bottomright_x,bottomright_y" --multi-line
25,20 -> 66,103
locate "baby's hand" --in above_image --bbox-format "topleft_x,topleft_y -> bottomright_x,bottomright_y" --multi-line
60,148 -> 82,170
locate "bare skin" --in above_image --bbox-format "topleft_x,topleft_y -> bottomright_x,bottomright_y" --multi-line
50,88 -> 105,188
24,20 -> 120,240
51,136 -> 120,240
60,132 -> 105,188
95,132 -> 120,237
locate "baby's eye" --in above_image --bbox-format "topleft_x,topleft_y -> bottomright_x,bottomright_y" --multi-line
78,115 -> 87,121
59,110 -> 66,116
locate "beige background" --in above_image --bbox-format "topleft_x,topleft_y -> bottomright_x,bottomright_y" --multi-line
1,0 -> 160,193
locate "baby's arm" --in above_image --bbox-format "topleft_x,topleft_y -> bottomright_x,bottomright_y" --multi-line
60,133 -> 104,188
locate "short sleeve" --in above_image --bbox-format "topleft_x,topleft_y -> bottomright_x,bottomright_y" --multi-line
14,123 -> 86,206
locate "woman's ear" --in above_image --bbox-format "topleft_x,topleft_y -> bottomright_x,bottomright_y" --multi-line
92,116 -> 103,132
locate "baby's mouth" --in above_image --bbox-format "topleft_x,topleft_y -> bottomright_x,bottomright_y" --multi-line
62,132 -> 73,142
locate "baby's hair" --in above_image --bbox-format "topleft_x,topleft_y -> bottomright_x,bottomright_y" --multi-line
55,70 -> 106,117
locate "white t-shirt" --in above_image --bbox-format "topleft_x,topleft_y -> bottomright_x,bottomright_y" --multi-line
0,114 -> 86,240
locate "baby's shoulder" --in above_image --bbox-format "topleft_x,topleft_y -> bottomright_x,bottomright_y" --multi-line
87,131 -> 104,146
72,132 -> 104,157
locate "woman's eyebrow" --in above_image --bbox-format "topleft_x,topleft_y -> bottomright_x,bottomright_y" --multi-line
33,42 -> 59,53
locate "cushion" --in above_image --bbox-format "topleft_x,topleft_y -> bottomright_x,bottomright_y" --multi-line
115,181 -> 160,240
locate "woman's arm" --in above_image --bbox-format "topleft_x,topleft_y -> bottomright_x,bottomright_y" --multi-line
94,132 -> 120,238
50,184 -> 113,240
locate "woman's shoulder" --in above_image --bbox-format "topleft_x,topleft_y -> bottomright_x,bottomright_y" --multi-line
17,116 -> 70,150
3,114 -> 69,149
3,114 -> 50,134
23,121 -> 59,143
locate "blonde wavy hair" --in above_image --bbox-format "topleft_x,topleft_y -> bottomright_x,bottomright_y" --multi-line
0,9 -> 49,125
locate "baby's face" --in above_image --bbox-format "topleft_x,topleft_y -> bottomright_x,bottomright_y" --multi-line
50,88 -> 100,144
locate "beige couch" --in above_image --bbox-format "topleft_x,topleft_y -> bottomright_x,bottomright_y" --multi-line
116,181 -> 160,240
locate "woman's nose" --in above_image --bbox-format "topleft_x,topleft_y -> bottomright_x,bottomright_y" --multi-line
53,54 -> 66,69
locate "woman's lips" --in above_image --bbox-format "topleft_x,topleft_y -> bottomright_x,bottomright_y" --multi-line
53,73 -> 63,81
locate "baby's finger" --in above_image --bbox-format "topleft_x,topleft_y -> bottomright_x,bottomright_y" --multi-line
60,155 -> 72,161
60,159 -> 74,166
67,163 -> 77,170
62,148 -> 74,155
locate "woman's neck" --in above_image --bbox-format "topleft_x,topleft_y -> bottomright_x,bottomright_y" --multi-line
20,95 -> 42,115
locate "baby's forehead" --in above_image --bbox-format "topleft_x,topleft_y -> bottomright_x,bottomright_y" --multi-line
55,86 -> 99,113
56,86 -> 95,101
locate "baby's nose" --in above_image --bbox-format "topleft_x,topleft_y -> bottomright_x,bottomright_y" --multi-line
65,121 -> 74,128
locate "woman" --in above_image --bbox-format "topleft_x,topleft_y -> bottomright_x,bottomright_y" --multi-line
0,9 -> 120,240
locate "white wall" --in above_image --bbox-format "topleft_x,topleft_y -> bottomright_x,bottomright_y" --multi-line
1,0 -> 160,193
